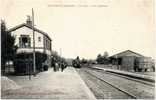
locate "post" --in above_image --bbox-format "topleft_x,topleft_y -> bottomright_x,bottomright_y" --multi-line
60,48 -> 62,62
60,48 -> 62,57
32,8 -> 36,75
26,59 -> 31,80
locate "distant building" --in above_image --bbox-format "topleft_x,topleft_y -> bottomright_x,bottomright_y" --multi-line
8,17 -> 52,74
109,50 -> 154,72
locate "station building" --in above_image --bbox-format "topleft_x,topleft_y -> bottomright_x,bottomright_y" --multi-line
8,17 -> 52,74
109,50 -> 155,72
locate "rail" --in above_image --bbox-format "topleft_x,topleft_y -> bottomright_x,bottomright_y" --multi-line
84,70 -> 137,99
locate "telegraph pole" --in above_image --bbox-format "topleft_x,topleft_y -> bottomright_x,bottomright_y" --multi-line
60,48 -> 62,62
60,48 -> 62,57
32,8 -> 36,75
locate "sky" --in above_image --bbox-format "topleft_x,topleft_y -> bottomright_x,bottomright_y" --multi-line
1,0 -> 155,59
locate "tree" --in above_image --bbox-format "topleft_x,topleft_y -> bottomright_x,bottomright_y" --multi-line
1,20 -> 17,73
81,58 -> 88,64
103,51 -> 109,58
96,52 -> 110,64
96,54 -> 103,64
102,51 -> 109,64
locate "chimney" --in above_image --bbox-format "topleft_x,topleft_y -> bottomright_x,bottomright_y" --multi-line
26,15 -> 32,26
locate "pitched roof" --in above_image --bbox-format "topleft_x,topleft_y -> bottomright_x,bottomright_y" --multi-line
8,23 -> 52,41
110,50 -> 144,58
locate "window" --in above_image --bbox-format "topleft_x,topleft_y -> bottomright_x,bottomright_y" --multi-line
38,37 -> 41,42
19,35 -> 31,48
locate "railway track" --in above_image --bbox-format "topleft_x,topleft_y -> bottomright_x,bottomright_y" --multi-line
83,67 -> 155,99
77,69 -> 135,99
84,70 -> 137,99
105,71 -> 154,86
89,67 -> 155,87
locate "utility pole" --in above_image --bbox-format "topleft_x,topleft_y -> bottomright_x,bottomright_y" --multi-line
60,48 -> 62,57
32,8 -> 36,75
60,48 -> 62,62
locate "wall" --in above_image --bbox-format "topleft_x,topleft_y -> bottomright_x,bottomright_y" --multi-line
121,56 -> 135,71
11,26 -> 44,48
11,26 -> 51,55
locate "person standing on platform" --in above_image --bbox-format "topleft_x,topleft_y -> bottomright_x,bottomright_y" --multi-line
54,62 -> 58,72
61,62 -> 64,72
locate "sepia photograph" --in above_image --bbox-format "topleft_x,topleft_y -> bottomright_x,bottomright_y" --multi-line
1,0 -> 155,99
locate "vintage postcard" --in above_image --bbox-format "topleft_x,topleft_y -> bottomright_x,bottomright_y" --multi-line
1,0 -> 155,99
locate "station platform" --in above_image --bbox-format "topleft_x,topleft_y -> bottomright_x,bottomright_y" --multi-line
92,66 -> 155,82
1,67 -> 96,99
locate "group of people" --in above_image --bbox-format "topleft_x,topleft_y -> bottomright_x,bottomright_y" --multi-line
54,61 -> 67,72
